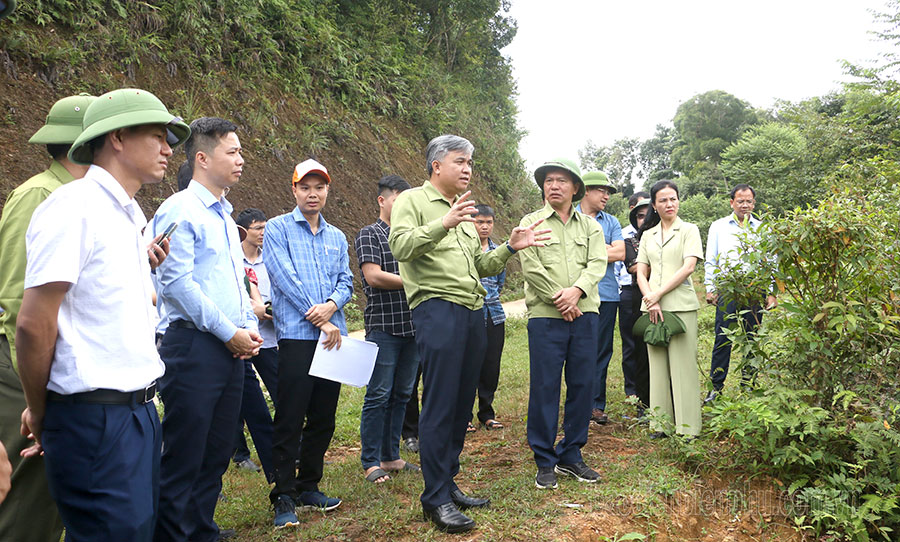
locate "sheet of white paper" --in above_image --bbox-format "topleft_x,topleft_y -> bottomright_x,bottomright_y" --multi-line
308,332 -> 379,388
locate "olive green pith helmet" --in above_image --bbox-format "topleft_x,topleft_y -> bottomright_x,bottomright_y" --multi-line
28,94 -> 97,145
582,170 -> 617,194
534,158 -> 585,201
68,88 -> 191,165
0,0 -> 16,20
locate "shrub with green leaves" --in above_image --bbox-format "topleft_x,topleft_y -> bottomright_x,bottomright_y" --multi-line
701,161 -> 900,540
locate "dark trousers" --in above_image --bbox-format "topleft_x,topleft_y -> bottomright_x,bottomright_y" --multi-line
710,299 -> 763,390
474,319 -> 505,424
232,347 -> 276,481
42,399 -> 160,542
619,285 -> 650,407
401,363 -> 422,440
412,299 -> 486,510
155,328 -> 243,542
0,335 -> 64,542
269,339 -> 341,504
527,313 -> 598,468
592,301 -> 619,411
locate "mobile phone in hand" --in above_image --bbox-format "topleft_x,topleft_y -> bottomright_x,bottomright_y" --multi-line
157,222 -> 178,248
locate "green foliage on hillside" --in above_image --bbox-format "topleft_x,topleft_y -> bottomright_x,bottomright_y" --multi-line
1,0 -> 530,212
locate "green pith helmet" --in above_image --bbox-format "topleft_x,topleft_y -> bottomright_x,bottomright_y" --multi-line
582,170 -> 617,194
0,0 -> 15,20
28,94 -> 97,145
68,88 -> 191,165
534,158 -> 585,201
629,197 -> 651,229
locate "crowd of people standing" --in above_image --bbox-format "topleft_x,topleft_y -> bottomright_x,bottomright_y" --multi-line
0,89 -> 774,539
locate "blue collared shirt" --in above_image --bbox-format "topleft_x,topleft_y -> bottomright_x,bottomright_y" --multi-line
576,205 -> 624,302
151,180 -> 257,343
263,207 -> 353,341
704,213 -> 762,293
480,238 -> 506,325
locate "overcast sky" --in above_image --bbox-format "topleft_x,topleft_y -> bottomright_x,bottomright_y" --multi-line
503,0 -> 889,171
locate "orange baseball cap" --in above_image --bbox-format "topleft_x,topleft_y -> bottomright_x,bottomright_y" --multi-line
292,158 -> 331,184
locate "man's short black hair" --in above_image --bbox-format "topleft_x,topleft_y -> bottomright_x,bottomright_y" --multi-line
377,174 -> 411,197
730,184 -> 756,199
176,161 -> 193,191
474,204 -> 494,218
629,191 -> 650,208
236,208 -> 267,228
46,144 -> 70,161
184,117 -> 238,167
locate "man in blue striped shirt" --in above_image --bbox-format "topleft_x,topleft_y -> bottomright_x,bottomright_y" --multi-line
264,159 -> 353,529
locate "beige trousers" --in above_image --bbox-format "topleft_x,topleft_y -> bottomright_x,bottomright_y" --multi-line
646,310 -> 701,436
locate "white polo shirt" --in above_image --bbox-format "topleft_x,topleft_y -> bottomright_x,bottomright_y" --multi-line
25,165 -> 165,394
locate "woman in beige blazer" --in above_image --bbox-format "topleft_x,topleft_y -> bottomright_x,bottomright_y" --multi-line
635,180 -> 704,438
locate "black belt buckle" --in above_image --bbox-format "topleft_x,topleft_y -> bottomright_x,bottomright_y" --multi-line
139,383 -> 157,404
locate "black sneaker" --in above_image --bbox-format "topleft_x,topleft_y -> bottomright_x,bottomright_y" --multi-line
535,466 -> 558,489
555,461 -> 599,483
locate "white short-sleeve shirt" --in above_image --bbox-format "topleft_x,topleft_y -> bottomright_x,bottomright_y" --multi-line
25,165 -> 164,394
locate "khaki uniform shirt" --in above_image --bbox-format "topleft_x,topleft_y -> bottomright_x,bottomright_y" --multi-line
519,203 -> 607,319
0,160 -> 75,370
636,217 -> 703,312
388,181 -> 513,311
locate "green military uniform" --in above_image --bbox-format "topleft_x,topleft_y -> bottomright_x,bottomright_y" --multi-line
388,180 -> 513,310
636,216 -> 704,437
0,162 -> 71,541
518,202 -> 607,318
0,92 -> 95,542
388,176 -> 515,515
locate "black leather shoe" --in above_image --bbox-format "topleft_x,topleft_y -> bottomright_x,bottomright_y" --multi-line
217,528 -> 236,540
450,488 -> 490,509
703,390 -> 719,405
423,502 -> 475,533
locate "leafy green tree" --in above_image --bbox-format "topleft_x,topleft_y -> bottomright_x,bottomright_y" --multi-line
670,90 -> 760,197
638,124 -> 677,187
720,122 -> 815,215
577,138 -> 640,197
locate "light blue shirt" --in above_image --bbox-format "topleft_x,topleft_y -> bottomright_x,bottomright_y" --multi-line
615,224 -> 637,288
263,207 -> 353,341
704,213 -> 762,293
244,251 -> 277,349
577,205 -> 624,302
151,180 -> 257,343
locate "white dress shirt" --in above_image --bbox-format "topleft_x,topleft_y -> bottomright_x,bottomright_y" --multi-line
25,165 -> 164,394
704,213 -> 762,293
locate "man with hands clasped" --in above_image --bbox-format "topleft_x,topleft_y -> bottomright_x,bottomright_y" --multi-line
518,158 -> 608,491
151,117 -> 262,542
264,159 -> 353,529
389,134 -> 549,534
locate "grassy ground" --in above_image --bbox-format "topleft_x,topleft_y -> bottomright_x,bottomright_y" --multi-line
215,304 -> 799,541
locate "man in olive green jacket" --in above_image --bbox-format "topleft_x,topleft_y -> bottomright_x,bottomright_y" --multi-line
0,93 -> 95,541
519,158 -> 608,491
388,134 -> 548,534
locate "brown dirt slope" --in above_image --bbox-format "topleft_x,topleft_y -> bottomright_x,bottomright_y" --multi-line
0,54 -> 519,288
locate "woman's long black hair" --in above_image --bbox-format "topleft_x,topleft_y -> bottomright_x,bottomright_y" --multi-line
636,179 -> 680,241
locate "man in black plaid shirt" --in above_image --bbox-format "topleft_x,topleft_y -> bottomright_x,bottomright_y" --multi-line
355,175 -> 421,484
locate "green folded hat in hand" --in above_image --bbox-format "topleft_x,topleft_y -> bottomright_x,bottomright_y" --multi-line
632,311 -> 686,347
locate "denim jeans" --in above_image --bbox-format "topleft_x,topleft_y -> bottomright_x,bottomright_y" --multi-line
360,330 -> 420,470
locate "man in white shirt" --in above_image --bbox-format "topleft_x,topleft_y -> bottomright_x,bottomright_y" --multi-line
16,88 -> 189,542
704,184 -> 776,403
